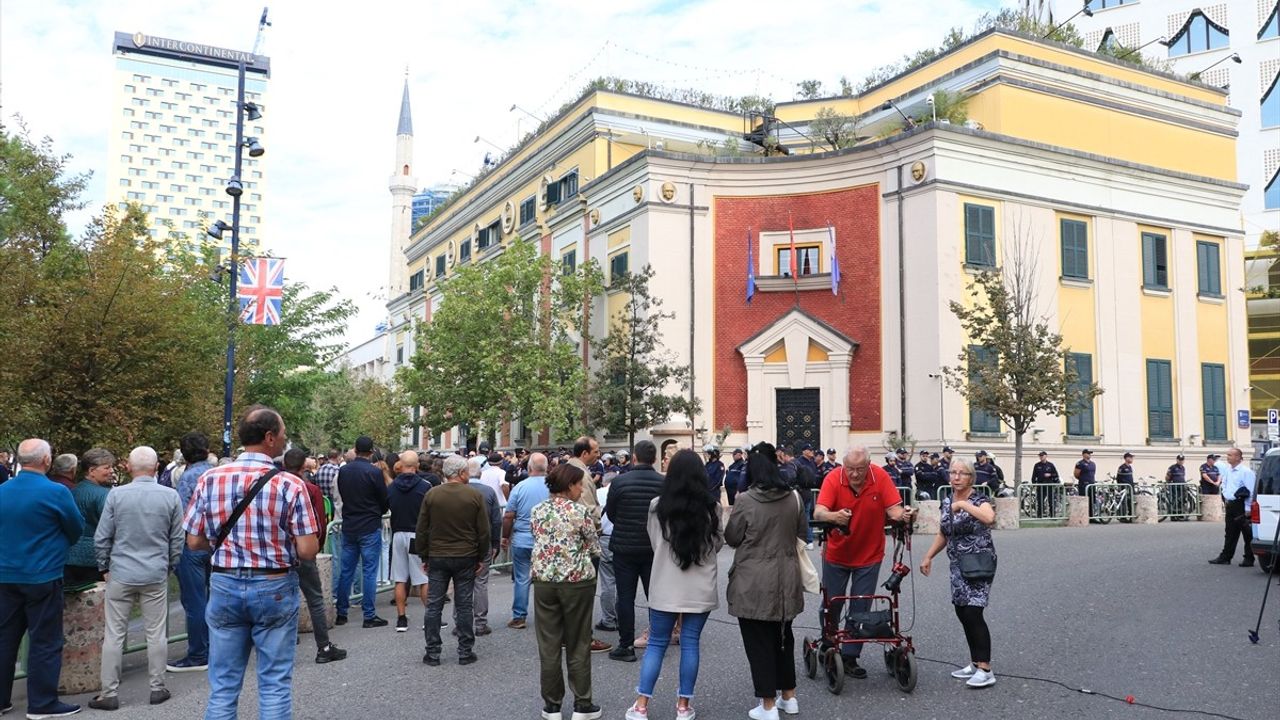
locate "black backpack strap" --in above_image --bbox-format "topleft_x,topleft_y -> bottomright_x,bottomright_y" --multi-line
210,468 -> 280,559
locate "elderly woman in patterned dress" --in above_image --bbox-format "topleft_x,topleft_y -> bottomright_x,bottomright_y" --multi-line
919,458 -> 998,689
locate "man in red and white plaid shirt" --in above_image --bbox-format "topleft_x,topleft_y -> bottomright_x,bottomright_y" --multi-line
183,405 -> 318,719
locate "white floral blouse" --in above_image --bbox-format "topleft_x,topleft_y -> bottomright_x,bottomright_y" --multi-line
531,496 -> 600,583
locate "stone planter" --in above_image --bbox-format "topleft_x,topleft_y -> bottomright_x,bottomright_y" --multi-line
1135,494 -> 1158,524
58,584 -> 105,695
1200,494 -> 1224,523
994,496 -> 1019,530
1066,495 -> 1089,527
914,501 -> 940,535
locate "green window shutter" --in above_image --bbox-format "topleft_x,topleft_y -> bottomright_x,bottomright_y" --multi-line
1061,219 -> 1088,279
1067,353 -> 1094,436
1196,241 -> 1221,295
1147,360 -> 1174,439
968,345 -> 1000,432
964,204 -> 995,267
1143,233 -> 1169,288
1202,363 -> 1227,441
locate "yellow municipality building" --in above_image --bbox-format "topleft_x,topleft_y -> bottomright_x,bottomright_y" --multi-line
376,29 -> 1248,479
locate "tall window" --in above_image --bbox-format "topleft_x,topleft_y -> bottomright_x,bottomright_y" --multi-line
477,221 -> 500,251
519,195 -> 536,225
1142,232 -> 1169,289
545,170 -> 578,208
609,251 -> 629,284
1097,0 -> 1134,7
1196,240 -> 1222,296
1261,3 -> 1278,40
968,345 -> 1000,433
459,239 -> 472,264
435,254 -> 446,278
1267,170 -> 1280,210
1167,12 -> 1230,57
1263,73 -> 1279,128
964,203 -> 996,267
562,249 -> 577,275
409,270 -> 424,292
1146,359 -> 1175,439
1201,363 -> 1227,442
1060,218 -> 1089,279
1066,353 -> 1095,436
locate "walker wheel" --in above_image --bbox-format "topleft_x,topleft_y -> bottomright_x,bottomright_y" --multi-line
802,637 -> 818,679
893,649 -> 918,693
824,648 -> 845,695
883,647 -> 896,676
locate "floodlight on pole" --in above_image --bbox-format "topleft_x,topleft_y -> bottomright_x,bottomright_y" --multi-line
880,100 -> 917,129
1043,2 -> 1093,40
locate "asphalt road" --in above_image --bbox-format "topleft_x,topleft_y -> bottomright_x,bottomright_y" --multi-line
17,522 -> 1278,719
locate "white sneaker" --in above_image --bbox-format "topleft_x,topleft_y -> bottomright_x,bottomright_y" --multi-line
950,663 -> 977,679
676,706 -> 696,720
748,702 -> 780,720
804,543 -> 814,551
775,694 -> 799,715
624,703 -> 648,720
966,668 -> 997,688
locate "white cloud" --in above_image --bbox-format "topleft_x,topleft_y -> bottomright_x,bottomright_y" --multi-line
2,0 -> 1001,345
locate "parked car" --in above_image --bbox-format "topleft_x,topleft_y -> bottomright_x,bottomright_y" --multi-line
1251,448 -> 1280,573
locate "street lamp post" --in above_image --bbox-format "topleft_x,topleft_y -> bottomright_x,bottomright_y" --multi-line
220,59 -> 250,457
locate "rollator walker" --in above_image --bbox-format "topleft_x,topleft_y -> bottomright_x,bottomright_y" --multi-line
801,519 -> 917,694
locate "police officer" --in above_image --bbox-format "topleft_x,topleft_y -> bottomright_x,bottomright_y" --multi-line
939,446 -> 954,477
882,453 -> 901,484
1199,453 -> 1221,497
893,448 -> 915,490
1116,452 -> 1135,485
974,450 -> 1000,496
819,448 -> 838,477
1032,450 -> 1060,517
724,448 -> 746,506
915,452 -> 941,499
1165,453 -> 1189,520
704,446 -> 725,497
1075,449 -> 1098,521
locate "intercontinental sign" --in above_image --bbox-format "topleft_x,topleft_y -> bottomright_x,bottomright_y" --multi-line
113,31 -> 271,75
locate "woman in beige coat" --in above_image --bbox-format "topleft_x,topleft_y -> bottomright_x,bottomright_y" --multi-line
724,442 -> 808,720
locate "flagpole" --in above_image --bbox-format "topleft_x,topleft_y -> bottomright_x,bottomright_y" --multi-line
222,57 -> 247,458
789,212 -> 799,306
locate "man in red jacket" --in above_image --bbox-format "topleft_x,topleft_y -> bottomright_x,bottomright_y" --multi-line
283,449 -> 346,664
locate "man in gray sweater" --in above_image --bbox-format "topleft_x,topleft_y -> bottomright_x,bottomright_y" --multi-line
90,446 -> 184,710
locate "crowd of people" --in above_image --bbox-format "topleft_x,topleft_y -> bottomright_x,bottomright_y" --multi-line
3,405 -> 1258,720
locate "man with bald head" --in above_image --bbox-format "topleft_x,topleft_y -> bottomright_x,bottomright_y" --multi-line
90,446 -> 184,710
814,447 -> 914,679
503,452 -> 550,629
0,438 -> 85,719
389,450 -> 432,632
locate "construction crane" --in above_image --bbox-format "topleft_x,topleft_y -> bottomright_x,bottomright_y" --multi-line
252,7 -> 271,57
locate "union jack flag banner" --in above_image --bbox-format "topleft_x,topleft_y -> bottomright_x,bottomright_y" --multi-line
237,257 -> 285,325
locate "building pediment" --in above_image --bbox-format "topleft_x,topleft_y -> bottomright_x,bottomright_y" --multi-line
737,307 -> 857,390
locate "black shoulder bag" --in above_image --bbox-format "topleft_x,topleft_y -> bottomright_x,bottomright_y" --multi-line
204,468 -> 280,588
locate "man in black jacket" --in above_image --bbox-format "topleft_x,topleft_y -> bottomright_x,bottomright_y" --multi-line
780,444 -> 818,548
335,436 -> 391,627
389,451 -> 431,632
1031,451 -> 1060,517
603,440 -> 664,663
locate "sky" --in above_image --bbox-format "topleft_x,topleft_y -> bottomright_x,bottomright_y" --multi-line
2,0 -> 1005,346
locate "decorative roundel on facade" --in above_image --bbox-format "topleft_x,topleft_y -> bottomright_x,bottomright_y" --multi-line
589,208 -> 601,226
660,181 -> 677,202
632,185 -> 644,203
910,160 -> 927,184
502,201 -> 515,233
447,240 -> 455,266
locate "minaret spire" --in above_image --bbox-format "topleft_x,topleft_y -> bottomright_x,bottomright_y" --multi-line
397,73 -> 413,137
388,74 -> 417,296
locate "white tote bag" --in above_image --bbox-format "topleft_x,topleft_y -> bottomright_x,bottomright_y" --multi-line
795,492 -> 821,594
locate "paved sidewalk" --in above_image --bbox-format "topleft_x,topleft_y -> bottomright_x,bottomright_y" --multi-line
10,523 -> 1277,719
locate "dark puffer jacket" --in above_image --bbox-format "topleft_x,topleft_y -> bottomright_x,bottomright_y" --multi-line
604,464 -> 664,557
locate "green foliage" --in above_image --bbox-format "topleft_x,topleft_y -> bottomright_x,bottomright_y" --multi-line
588,265 -> 699,447
795,80 -> 824,100
296,370 -> 410,453
809,107 -> 860,150
942,241 -> 1101,485
400,237 -> 593,442
915,89 -> 971,125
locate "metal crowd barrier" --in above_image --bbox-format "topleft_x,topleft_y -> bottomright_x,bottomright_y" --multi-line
1087,483 -> 1135,522
326,514 -> 395,602
1155,483 -> 1200,520
895,485 -> 913,507
1017,483 -> 1069,522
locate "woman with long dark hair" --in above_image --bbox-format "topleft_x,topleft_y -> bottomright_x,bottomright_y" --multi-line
725,442 -> 807,720
625,449 -> 722,720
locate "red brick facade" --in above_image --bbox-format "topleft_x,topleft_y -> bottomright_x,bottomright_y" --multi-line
712,185 -> 882,433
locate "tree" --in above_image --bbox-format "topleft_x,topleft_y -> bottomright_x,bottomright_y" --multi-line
943,221 -> 1101,487
809,107 -> 860,150
795,79 -> 824,100
915,89 -> 971,125
296,369 -> 410,452
400,237 -> 589,444
588,265 -> 700,448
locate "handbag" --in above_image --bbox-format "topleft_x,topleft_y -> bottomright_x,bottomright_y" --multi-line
958,550 -> 997,581
848,610 -> 893,638
794,492 -> 820,594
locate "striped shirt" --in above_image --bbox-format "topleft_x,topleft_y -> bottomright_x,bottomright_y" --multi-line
182,452 -> 317,570
314,462 -> 339,500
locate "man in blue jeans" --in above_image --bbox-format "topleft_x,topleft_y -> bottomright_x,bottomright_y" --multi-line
0,438 -> 85,719
335,436 -> 390,627
183,406 -> 319,720
169,431 -> 214,673
502,452 -> 549,629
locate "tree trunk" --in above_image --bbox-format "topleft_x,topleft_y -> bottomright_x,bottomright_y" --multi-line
1012,430 -> 1024,489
